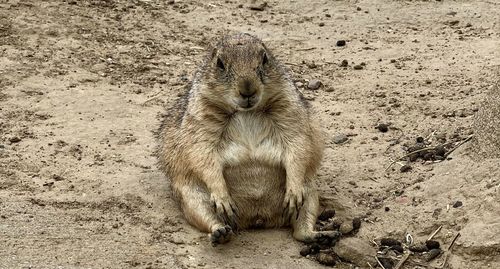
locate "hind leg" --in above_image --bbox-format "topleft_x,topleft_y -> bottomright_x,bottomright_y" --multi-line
291,186 -> 340,244
175,184 -> 234,246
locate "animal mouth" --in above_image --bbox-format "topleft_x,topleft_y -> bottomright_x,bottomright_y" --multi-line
238,97 -> 258,109
243,99 -> 254,108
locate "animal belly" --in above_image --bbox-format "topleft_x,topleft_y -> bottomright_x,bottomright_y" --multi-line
223,163 -> 286,228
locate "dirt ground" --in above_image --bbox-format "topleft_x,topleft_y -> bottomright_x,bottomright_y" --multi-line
1,0 -> 499,268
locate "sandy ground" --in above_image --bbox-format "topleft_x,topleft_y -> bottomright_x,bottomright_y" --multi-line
1,0 -> 500,268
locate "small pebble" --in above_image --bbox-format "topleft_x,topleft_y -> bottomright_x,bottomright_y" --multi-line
318,22 -> 325,27
434,146 -> 446,157
248,1 -> 267,11
339,221 -> 354,235
452,201 -> 463,208
400,164 -> 412,173
307,79 -> 322,90
352,217 -> 361,231
52,174 -> 65,181
300,245 -> 312,256
9,136 -> 21,143
316,252 -> 337,266
336,40 -> 346,46
333,134 -> 348,144
340,59 -> 348,67
353,64 -> 363,70
384,207 -> 390,212
333,237 -> 377,267
376,123 -> 389,132
416,136 -> 424,143
300,243 -> 321,256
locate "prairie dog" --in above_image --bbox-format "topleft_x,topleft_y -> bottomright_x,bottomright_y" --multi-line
157,33 -> 337,245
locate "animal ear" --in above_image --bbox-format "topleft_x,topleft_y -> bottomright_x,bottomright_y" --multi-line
262,52 -> 268,66
216,57 -> 225,71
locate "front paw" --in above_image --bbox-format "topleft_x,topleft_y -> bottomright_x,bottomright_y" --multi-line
282,187 -> 305,220
210,192 -> 238,226
210,225 -> 233,246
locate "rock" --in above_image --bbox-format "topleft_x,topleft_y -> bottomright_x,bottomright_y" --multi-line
300,245 -> 312,256
248,1 -> 267,11
316,252 -> 337,266
307,79 -> 322,90
339,221 -> 354,235
8,136 -> 21,143
336,40 -> 346,47
353,64 -> 364,70
333,237 -> 376,267
445,20 -> 460,26
400,164 -> 412,173
376,123 -> 389,132
306,62 -> 317,69
352,217 -> 361,231
318,22 -> 325,27
453,200 -> 463,208
333,134 -> 348,144
52,174 -> 65,181
340,59 -> 348,67
300,243 -> 321,256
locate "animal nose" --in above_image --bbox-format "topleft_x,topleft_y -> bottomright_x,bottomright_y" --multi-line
239,80 -> 256,98
240,90 -> 256,98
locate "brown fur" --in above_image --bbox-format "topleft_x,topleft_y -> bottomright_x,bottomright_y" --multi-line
156,33 -> 337,245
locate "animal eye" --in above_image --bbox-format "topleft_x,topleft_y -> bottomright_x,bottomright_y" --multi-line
216,58 -> 225,70
262,53 -> 268,66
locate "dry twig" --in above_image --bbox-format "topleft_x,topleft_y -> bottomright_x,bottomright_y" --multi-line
375,256 -> 387,269
385,135 -> 474,171
448,232 -> 461,251
393,252 -> 411,269
443,135 -> 474,158
428,225 -> 443,241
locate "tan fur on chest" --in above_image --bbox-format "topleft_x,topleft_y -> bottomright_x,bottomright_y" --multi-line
221,112 -> 283,167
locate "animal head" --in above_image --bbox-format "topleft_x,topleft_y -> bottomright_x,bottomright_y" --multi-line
203,33 -> 282,111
